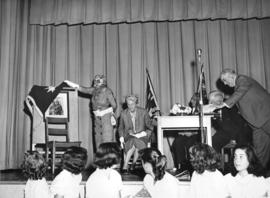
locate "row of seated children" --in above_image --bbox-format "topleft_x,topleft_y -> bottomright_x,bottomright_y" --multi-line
189,143 -> 270,198
21,143 -> 180,198
21,146 -> 87,198
21,143 -> 270,198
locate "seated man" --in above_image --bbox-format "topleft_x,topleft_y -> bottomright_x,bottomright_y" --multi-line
172,91 -> 252,172
208,90 -> 252,152
171,92 -> 203,172
118,95 -> 153,173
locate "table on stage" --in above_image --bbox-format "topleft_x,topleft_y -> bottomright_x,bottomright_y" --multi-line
157,115 -> 213,154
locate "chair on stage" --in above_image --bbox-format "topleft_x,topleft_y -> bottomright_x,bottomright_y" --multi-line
44,117 -> 81,174
220,140 -> 236,172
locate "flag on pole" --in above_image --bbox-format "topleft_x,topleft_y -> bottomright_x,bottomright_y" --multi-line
145,69 -> 161,118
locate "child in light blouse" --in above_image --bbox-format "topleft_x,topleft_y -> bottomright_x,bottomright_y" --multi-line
189,143 -> 229,198
50,146 -> 88,198
21,151 -> 50,198
225,144 -> 270,198
86,142 -> 123,198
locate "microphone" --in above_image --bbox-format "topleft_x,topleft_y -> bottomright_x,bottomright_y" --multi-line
197,49 -> 202,59
219,108 -> 222,120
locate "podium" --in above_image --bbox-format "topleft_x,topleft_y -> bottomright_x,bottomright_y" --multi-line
31,87 -> 79,149
157,115 -> 213,154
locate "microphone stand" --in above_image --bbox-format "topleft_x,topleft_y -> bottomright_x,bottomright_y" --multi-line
197,50 -> 205,143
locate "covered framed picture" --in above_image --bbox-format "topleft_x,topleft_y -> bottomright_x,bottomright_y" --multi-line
45,91 -> 69,119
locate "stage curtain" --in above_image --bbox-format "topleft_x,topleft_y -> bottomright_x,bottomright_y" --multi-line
1,0 -> 270,169
29,0 -> 270,25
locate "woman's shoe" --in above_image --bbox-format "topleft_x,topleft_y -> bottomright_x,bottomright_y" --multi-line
129,163 -> 136,171
121,169 -> 129,174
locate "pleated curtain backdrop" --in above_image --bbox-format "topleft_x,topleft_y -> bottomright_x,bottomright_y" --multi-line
0,0 -> 270,169
29,0 -> 270,24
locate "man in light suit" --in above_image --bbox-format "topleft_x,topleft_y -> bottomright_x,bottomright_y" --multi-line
119,95 -> 153,173
217,68 -> 270,168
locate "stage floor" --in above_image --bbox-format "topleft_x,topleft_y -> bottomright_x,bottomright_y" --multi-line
0,168 -> 191,198
0,167 -> 145,183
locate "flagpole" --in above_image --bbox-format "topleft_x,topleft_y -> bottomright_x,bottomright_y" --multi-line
146,68 -> 160,111
197,49 -> 205,144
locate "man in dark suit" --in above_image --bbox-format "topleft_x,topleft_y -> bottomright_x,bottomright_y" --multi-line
118,94 -> 153,172
208,90 -> 252,152
218,69 -> 270,168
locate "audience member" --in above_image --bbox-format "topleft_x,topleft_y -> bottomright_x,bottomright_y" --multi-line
65,74 -> 117,151
50,146 -> 88,198
21,151 -> 50,198
171,92 -> 203,173
86,142 -> 123,198
118,94 -> 153,173
189,143 -> 229,198
225,144 -> 270,198
140,147 -> 180,198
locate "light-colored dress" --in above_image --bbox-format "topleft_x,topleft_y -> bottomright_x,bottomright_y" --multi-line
143,172 -> 180,198
50,169 -> 82,198
24,178 -> 50,198
85,168 -> 123,198
225,173 -> 270,198
189,169 -> 229,198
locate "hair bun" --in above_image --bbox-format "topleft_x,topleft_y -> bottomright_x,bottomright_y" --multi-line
157,155 -> 167,168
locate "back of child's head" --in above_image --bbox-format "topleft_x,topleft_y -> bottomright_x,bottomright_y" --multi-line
21,151 -> 47,180
189,143 -> 220,174
61,146 -> 88,175
140,147 -> 167,181
94,142 -> 121,169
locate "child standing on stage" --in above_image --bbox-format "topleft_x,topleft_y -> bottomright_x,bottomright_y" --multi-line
21,151 -> 50,198
50,146 -> 88,198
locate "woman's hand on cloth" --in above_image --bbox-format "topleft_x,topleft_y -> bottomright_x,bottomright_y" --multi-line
64,80 -> 79,88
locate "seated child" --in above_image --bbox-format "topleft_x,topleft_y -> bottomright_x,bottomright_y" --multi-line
140,147 -> 180,198
225,144 -> 270,198
189,143 -> 229,198
21,151 -> 50,198
86,142 -> 123,198
50,146 -> 88,198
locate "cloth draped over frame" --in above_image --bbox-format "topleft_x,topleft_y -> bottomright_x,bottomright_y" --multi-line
24,81 -> 71,145
24,81 -> 70,118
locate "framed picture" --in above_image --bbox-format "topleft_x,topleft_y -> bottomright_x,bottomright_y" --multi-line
45,91 -> 69,119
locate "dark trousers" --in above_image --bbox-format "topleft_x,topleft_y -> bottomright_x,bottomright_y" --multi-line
172,134 -> 200,171
251,119 -> 270,168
